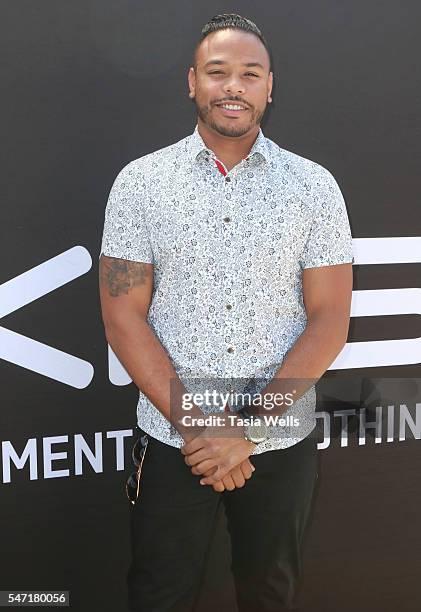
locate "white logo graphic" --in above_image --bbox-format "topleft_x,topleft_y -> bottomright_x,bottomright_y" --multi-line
0,246 -> 93,388
330,237 -> 421,369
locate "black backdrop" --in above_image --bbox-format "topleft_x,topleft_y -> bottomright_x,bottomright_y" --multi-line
1,2 -> 420,611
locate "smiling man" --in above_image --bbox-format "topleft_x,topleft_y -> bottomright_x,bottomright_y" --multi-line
99,12 -> 354,612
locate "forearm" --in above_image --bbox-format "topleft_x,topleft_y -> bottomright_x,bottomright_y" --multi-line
104,315 -> 206,442
257,315 -> 348,415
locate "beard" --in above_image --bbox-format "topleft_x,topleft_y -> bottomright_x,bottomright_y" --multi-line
195,100 -> 266,137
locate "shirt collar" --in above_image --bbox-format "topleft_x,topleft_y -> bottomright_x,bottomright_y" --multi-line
187,123 -> 270,165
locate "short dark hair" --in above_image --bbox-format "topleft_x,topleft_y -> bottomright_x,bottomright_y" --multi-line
193,13 -> 272,74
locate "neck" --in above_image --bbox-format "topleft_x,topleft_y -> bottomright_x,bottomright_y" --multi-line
197,118 -> 259,168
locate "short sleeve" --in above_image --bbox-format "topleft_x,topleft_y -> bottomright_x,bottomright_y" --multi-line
98,161 -> 154,263
299,168 -> 354,269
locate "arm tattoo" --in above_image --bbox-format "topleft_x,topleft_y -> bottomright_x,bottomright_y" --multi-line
100,256 -> 151,297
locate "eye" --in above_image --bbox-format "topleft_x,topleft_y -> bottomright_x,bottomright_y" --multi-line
208,71 -> 259,77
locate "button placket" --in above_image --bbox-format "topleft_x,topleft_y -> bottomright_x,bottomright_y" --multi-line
223,173 -> 234,245
222,174 -> 237,359
213,171 -> 229,365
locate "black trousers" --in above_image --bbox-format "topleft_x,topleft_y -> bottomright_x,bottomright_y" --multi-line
127,426 -> 318,612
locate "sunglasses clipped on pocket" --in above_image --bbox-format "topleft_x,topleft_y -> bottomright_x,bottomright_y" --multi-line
126,431 -> 149,505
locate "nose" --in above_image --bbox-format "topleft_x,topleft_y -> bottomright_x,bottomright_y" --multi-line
223,75 -> 245,96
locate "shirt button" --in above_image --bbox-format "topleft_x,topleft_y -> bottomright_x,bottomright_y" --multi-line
227,347 -> 234,353
223,216 -> 231,223
225,176 -> 231,182
226,304 -> 232,310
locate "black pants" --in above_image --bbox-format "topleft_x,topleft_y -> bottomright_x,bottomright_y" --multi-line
127,426 -> 318,612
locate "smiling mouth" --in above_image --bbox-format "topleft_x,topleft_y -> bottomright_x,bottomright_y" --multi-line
215,103 -> 249,116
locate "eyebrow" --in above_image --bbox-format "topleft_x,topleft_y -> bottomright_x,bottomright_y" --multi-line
204,59 -> 265,70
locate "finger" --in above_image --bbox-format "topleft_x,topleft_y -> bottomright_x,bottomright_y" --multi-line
240,460 -> 254,480
230,468 -> 246,489
212,480 -> 225,492
184,448 -> 213,467
221,474 -> 236,491
191,463 -> 217,476
192,458 -> 220,476
200,463 -> 229,485
202,466 -> 218,477
180,437 -> 205,456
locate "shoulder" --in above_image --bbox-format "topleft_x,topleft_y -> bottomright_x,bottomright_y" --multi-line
265,137 -> 340,194
122,134 -> 188,180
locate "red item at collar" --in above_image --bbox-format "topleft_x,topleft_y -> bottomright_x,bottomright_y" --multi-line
212,156 -> 250,176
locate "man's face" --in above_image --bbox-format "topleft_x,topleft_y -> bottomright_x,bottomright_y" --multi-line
188,29 -> 273,138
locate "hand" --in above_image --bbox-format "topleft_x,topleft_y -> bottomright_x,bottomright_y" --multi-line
180,416 -> 257,485
203,458 -> 256,492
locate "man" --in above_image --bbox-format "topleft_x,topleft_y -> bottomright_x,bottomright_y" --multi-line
99,13 -> 353,612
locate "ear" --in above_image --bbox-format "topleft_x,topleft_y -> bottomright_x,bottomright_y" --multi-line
268,71 -> 273,103
188,67 -> 196,98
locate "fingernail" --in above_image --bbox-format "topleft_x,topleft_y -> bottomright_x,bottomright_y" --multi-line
200,480 -> 205,485
252,466 -> 256,471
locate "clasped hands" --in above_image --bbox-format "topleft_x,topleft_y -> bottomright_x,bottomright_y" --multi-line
180,414 -> 257,492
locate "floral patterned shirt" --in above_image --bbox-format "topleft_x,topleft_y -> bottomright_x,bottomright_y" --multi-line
99,123 -> 354,454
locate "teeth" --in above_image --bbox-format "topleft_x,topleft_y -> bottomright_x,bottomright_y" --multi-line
221,104 -> 245,110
